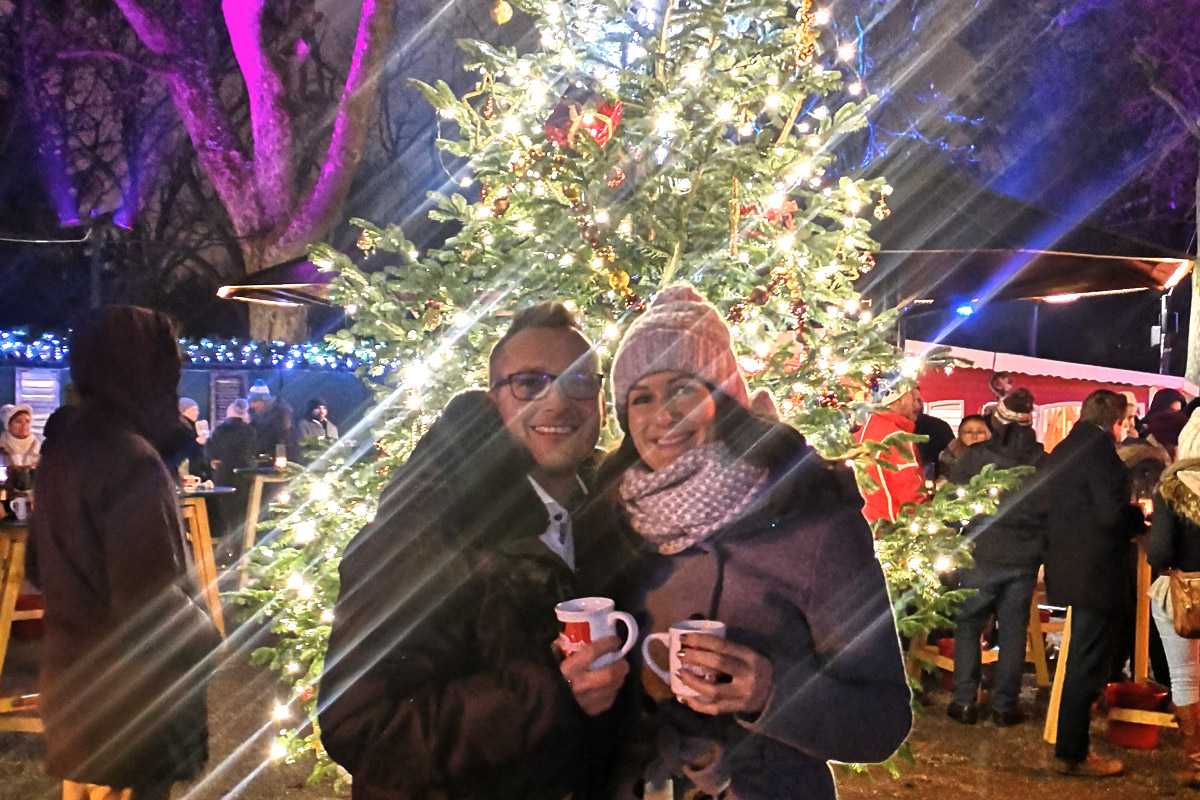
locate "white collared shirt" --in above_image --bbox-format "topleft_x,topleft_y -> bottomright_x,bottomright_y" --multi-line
528,477 -> 583,571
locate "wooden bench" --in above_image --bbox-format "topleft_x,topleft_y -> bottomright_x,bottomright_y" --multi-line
910,595 -> 1056,690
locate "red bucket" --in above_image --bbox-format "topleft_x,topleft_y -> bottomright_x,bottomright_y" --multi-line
1105,682 -> 1169,749
13,593 -> 44,639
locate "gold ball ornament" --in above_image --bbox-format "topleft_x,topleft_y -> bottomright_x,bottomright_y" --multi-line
422,305 -> 443,329
490,0 -> 513,25
356,229 -> 380,255
608,269 -> 630,292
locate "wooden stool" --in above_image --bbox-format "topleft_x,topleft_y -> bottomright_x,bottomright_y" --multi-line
0,521 -> 42,733
234,468 -> 290,592
180,495 -> 226,637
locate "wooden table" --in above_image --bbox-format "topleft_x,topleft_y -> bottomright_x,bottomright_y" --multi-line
233,467 -> 290,592
179,487 -> 235,637
0,519 -> 42,733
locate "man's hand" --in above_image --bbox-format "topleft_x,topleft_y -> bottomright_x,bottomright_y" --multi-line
675,633 -> 773,717
560,636 -> 629,716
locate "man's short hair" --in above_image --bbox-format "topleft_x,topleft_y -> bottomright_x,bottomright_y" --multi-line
1080,389 -> 1129,430
488,302 -> 587,379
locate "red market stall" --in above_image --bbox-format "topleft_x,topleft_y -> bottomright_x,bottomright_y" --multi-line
907,340 -> 1198,450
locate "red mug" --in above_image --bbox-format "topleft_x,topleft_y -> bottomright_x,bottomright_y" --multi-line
554,597 -> 638,670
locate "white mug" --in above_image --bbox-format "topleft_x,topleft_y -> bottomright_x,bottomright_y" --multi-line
642,619 -> 727,699
555,597 -> 639,670
10,496 -> 29,522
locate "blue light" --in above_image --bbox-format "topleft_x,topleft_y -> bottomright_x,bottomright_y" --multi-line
955,304 -> 975,318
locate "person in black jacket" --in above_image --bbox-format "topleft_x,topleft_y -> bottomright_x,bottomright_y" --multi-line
318,303 -> 633,800
947,389 -> 1045,726
1043,389 -> 1145,778
1147,410 -> 1200,786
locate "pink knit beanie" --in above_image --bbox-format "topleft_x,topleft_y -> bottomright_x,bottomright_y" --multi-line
611,285 -> 750,421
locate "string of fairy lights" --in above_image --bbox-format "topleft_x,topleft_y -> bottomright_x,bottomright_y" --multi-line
0,330 -> 374,371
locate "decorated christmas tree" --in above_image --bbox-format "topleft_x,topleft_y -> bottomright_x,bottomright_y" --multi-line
237,0 -> 1028,776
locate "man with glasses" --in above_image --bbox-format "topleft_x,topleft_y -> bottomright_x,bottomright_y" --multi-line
320,302 -> 632,800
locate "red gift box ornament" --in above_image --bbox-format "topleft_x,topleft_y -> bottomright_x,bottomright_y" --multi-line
544,83 -> 622,149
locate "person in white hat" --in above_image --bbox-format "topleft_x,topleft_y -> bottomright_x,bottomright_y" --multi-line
1,403 -> 41,470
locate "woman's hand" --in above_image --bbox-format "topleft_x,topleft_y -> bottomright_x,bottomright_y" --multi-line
675,633 -> 773,716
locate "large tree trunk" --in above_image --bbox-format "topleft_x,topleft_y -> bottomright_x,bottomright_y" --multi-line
113,0 -> 398,344
249,304 -> 308,342
242,241 -> 309,342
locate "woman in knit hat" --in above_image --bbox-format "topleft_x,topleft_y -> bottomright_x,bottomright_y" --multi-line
602,285 -> 910,800
1147,406 -> 1200,786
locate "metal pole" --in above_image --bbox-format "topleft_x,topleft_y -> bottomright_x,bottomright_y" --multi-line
1160,291 -> 1173,375
89,224 -> 102,309
1029,301 -> 1040,358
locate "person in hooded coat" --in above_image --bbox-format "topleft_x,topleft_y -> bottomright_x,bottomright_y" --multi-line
946,388 -> 1046,726
26,306 -> 221,800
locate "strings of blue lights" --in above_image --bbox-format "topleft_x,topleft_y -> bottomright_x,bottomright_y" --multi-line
0,330 -> 374,371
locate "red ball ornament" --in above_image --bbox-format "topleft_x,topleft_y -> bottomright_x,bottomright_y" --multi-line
544,83 -> 622,149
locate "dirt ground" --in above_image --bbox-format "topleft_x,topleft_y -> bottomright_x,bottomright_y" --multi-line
1,634 -> 1195,800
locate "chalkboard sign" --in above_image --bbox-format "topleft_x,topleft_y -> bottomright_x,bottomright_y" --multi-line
209,372 -> 248,427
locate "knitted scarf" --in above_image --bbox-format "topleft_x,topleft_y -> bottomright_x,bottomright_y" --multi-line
619,442 -> 768,555
0,431 -> 39,467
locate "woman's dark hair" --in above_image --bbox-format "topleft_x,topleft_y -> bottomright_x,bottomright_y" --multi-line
1147,388 -> 1186,420
596,385 -> 803,488
957,414 -> 989,436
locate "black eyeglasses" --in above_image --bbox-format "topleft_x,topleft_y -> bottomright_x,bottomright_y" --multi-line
491,371 -> 604,401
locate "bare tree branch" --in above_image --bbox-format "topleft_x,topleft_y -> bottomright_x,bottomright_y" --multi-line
271,0 -> 397,262
1134,50 -> 1200,141
58,48 -> 170,75
222,0 -> 296,225
113,0 -> 259,236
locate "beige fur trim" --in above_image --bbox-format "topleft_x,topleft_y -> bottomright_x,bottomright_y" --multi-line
1160,466 -> 1200,529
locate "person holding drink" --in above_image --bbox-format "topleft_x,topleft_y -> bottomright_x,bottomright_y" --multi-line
319,302 -> 634,800
602,285 -> 912,799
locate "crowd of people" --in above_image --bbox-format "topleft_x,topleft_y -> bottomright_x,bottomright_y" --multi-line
20,292 -> 1200,799
854,367 -> 1200,780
